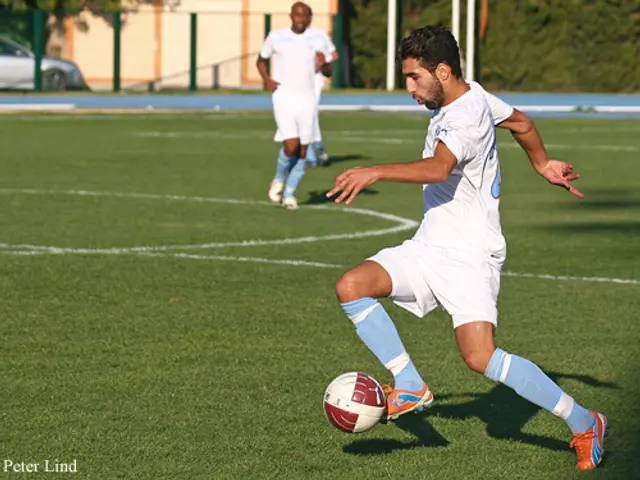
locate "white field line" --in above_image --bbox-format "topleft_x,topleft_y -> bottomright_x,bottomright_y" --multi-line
549,126 -> 640,133
138,254 -> 640,284
133,254 -> 640,285
138,252 -> 344,268
0,188 -> 275,206
337,137 -> 640,152
504,143 -> 640,152
0,103 -> 75,111
334,127 -> 640,136
134,131 -> 269,140
3,248 -> 638,286
129,130 -> 640,152
1,188 -> 638,286
0,222 -> 412,253
501,271 -> 640,285
2,113 -> 639,129
0,188 -> 418,254
338,138 -> 640,152
336,130 -> 640,151
0,113 -> 274,121
9,247 -> 636,286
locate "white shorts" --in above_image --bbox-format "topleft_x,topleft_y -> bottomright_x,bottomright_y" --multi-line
272,90 -> 315,145
368,239 -> 506,328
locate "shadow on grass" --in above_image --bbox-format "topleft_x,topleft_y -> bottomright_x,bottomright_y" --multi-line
540,221 -> 640,236
323,154 -> 371,165
304,188 -> 379,206
344,370 -> 619,456
533,188 -> 640,237
343,414 -> 449,455
558,188 -> 640,210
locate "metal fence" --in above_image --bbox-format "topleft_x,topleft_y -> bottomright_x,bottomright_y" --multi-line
0,9 -> 344,92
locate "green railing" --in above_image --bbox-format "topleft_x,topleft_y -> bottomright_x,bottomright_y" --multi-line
0,9 -> 345,93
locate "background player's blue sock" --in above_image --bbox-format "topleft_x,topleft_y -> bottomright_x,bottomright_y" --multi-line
314,141 -> 326,152
485,348 -> 595,434
283,157 -> 306,199
305,143 -> 318,168
274,148 -> 296,184
341,298 -> 424,392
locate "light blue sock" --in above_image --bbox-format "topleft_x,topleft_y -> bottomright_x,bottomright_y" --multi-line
306,143 -> 318,167
315,141 -> 325,152
341,298 -> 424,392
274,148 -> 296,184
485,348 -> 595,434
283,157 -> 306,200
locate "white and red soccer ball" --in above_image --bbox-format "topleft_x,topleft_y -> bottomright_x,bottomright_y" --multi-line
323,371 -> 386,433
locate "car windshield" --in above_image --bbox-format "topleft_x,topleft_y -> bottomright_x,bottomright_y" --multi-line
0,38 -> 32,57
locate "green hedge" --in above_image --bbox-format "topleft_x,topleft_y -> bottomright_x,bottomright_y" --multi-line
348,0 -> 640,92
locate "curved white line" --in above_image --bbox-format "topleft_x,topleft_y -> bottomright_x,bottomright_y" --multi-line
0,188 -> 418,254
2,188 -> 637,287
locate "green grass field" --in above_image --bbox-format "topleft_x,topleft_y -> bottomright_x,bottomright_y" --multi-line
1,112 -> 639,479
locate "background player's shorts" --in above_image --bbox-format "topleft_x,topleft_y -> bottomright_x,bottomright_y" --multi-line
272,90 -> 315,145
368,239 -> 506,328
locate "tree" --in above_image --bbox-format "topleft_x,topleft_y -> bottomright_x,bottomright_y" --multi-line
346,0 -> 640,92
0,1 -> 126,56
347,0 -> 451,88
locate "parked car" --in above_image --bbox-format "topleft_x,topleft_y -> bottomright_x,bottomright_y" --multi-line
0,36 -> 88,91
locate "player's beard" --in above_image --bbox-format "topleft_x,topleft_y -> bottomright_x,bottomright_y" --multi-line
422,78 -> 445,110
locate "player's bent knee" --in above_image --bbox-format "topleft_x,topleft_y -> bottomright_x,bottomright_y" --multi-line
455,321 -> 496,374
461,350 -> 493,374
335,262 -> 392,303
335,269 -> 378,303
335,270 -> 364,303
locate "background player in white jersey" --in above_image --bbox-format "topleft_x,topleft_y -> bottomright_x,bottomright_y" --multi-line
327,25 -> 607,471
257,2 -> 332,210
273,9 -> 337,168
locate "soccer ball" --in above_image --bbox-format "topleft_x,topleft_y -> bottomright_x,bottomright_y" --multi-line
323,371 -> 386,433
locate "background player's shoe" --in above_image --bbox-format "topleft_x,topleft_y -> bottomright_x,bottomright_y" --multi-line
317,147 -> 330,167
570,411 -> 608,470
282,196 -> 298,210
384,382 -> 433,421
268,179 -> 284,204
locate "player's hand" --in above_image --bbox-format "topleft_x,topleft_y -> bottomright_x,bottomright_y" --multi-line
315,51 -> 326,72
326,167 -> 380,205
538,160 -> 584,198
265,78 -> 280,93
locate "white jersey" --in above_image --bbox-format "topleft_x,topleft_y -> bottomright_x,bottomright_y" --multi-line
413,81 -> 514,253
259,28 -> 329,95
306,27 -> 336,95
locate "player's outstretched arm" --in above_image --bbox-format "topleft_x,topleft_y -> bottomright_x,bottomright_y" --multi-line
326,142 -> 457,205
497,109 -> 584,198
